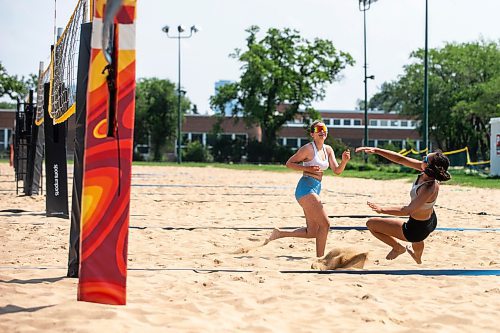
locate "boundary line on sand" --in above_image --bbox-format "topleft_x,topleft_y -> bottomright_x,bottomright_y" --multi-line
1,266 -> 499,276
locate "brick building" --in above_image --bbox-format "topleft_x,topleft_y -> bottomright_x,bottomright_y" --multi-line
0,108 -> 76,157
1,107 -> 423,159
0,109 -> 15,154
183,109 -> 422,151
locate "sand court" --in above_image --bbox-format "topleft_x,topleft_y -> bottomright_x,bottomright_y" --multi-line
1,163 -> 499,332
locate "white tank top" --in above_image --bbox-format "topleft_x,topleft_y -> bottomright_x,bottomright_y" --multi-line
410,175 -> 437,210
303,142 -> 329,171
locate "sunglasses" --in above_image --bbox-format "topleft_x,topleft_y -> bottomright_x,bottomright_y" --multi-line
312,125 -> 328,133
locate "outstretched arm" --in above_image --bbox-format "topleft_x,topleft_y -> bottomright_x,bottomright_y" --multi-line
367,183 -> 437,216
355,147 -> 422,171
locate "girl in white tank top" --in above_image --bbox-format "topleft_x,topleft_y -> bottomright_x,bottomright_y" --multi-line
303,142 -> 329,171
265,121 -> 351,258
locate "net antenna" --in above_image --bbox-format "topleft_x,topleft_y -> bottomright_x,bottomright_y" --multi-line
102,0 -> 123,137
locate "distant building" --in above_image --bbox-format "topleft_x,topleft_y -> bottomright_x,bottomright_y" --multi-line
182,108 -> 423,150
1,107 -> 424,160
0,109 -> 15,152
214,80 -> 238,116
0,108 -> 76,157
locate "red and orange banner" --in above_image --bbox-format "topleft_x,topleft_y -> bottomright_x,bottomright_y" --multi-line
78,0 -> 136,305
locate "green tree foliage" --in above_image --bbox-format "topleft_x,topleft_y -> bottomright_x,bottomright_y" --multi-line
0,62 -> 37,102
210,26 -> 354,148
0,101 -> 16,109
246,139 -> 292,164
135,78 -> 190,161
368,40 -> 500,160
183,141 -> 212,162
211,136 -> 247,163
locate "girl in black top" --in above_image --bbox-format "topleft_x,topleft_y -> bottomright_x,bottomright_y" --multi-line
355,147 -> 451,264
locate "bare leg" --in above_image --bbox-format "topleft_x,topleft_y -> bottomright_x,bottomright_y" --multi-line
406,241 -> 424,264
269,227 -> 315,239
313,201 -> 330,258
265,194 -> 329,257
266,208 -> 317,242
366,217 -> 407,260
299,194 -> 330,257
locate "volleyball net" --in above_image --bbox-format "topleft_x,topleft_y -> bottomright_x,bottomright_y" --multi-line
35,64 -> 50,125
399,147 -> 490,167
50,0 -> 89,124
33,0 -> 90,126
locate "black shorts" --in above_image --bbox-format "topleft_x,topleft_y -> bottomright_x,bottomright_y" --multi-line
402,211 -> 437,242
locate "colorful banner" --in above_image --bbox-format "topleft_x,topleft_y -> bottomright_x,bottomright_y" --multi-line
78,0 -> 136,305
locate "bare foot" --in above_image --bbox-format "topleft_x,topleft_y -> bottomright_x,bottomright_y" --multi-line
263,228 -> 280,245
385,244 -> 406,260
406,244 -> 422,264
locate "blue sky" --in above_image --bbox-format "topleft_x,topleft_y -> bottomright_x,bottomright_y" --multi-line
0,0 -> 499,113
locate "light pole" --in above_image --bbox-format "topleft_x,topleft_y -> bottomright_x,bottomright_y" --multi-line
162,24 -> 199,163
423,0 -> 429,152
358,0 -> 377,161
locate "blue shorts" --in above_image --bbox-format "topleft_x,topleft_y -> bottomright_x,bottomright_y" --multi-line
295,176 -> 322,201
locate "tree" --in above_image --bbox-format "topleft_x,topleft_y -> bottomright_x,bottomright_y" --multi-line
135,78 -> 190,161
210,26 -> 354,148
0,62 -> 37,102
368,40 -> 500,160
0,101 -> 16,109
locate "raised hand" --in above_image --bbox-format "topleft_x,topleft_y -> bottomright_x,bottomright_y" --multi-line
341,150 -> 351,162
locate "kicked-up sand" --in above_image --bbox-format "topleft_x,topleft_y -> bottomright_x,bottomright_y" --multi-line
1,163 -> 499,332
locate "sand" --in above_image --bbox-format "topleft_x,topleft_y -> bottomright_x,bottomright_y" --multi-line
1,163 -> 499,332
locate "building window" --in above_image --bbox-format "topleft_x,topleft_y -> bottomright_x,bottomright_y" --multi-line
333,119 -> 341,126
353,119 -> 361,126
206,134 -> 217,146
324,119 -> 331,125
343,119 -> 351,126
380,120 -> 388,126
368,140 -> 376,146
378,140 -> 388,147
401,120 -> 408,127
235,134 -> 247,142
390,120 -> 399,127
286,138 -> 298,148
369,119 -> 377,126
391,140 -> 403,149
191,133 -> 203,143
